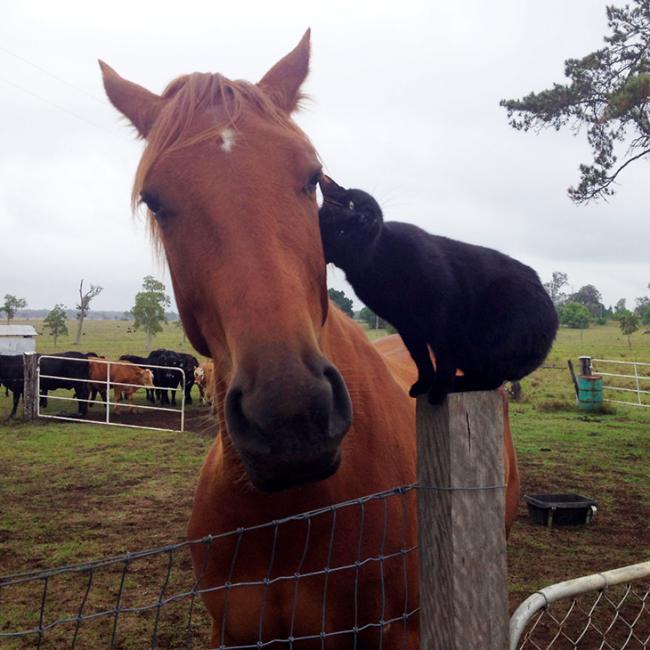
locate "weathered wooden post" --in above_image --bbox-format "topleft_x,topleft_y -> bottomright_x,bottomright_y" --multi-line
23,351 -> 39,420
417,391 -> 508,649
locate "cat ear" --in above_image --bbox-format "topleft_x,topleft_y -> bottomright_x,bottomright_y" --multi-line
258,29 -> 310,113
320,175 -> 344,194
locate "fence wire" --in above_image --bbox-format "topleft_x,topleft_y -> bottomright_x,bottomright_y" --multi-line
0,484 -> 419,649
513,564 -> 650,649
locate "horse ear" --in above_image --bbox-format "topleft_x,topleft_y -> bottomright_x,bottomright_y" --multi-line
99,60 -> 164,138
258,29 -> 310,113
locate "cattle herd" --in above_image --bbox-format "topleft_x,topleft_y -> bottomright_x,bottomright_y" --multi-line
0,349 -> 215,419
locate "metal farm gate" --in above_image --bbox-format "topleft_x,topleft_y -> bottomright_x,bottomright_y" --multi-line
511,560 -> 650,649
589,357 -> 650,409
36,354 -> 186,432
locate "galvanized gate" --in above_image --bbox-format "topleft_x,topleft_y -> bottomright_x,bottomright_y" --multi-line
588,357 -> 650,409
37,354 -> 186,432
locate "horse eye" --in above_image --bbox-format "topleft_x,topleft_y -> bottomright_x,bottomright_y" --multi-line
140,192 -> 166,220
305,171 -> 322,193
348,201 -> 355,210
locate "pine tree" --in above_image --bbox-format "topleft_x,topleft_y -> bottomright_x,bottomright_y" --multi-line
501,1 -> 650,203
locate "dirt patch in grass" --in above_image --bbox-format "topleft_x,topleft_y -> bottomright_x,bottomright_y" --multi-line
509,472 -> 649,601
37,402 -> 215,436
507,453 -> 650,647
0,411 -> 215,647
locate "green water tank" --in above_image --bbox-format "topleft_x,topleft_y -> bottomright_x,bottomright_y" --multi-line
577,375 -> 603,411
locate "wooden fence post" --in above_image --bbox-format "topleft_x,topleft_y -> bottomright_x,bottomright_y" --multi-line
417,391 -> 508,649
23,352 -> 39,420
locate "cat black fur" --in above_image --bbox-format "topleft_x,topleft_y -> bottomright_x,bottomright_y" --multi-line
318,176 -> 559,404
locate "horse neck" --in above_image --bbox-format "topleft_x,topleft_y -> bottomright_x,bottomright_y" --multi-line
320,305 -> 387,380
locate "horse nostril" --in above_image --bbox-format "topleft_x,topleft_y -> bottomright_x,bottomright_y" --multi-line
225,386 -> 271,455
322,363 -> 353,440
225,358 -> 352,463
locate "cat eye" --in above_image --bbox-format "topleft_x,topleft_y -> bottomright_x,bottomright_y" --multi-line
348,201 -> 355,210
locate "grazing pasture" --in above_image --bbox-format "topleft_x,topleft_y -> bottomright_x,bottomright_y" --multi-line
0,319 -> 649,645
1,320 -> 205,422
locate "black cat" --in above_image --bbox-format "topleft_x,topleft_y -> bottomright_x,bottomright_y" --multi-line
318,176 -> 558,404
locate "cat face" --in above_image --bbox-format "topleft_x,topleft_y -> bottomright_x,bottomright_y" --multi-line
318,176 -> 384,265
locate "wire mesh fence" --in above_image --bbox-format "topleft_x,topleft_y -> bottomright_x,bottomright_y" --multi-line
0,484 -> 419,649
511,562 -> 650,649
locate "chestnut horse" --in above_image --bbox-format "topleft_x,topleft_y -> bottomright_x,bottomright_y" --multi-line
101,31 -> 519,648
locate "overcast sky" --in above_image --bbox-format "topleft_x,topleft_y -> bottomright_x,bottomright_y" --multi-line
1,0 -> 648,313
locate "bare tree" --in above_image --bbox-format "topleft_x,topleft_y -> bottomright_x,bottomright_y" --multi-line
543,272 -> 569,307
74,280 -> 103,345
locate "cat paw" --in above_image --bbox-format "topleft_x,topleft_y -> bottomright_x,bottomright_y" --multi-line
409,379 -> 432,398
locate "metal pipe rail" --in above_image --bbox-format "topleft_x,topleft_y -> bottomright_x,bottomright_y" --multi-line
40,393 -> 182,414
586,357 -> 650,408
592,371 -> 650,382
509,560 -> 650,649
591,358 -> 650,367
36,354 -> 187,432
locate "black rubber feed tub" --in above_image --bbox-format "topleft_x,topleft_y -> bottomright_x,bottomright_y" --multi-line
524,493 -> 598,527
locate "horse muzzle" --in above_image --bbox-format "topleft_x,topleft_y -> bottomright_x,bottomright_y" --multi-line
224,355 -> 352,491
241,447 -> 342,492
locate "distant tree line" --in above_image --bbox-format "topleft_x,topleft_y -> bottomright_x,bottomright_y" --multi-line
357,307 -> 396,333
12,309 -> 180,322
3,276 -> 179,349
327,288 -> 397,332
544,271 -> 649,347
327,289 -> 354,317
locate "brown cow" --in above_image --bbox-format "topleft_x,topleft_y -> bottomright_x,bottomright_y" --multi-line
194,360 -> 215,405
88,359 -> 154,414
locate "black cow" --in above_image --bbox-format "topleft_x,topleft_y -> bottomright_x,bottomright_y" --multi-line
150,350 -> 199,405
0,354 -> 24,418
121,350 -> 182,405
147,349 -> 184,405
119,350 -> 199,405
177,352 -> 199,405
39,351 -> 97,416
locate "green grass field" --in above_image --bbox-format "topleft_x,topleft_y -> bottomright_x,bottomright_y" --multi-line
1,319 -> 649,645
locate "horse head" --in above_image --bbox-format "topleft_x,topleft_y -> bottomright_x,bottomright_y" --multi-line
101,31 -> 353,491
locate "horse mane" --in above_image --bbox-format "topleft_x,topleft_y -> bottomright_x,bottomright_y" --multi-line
132,72 -> 308,242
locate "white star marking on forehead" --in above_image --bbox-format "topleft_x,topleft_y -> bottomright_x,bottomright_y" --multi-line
220,128 -> 236,153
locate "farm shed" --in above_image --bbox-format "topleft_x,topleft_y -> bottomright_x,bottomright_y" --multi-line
0,325 -> 38,355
